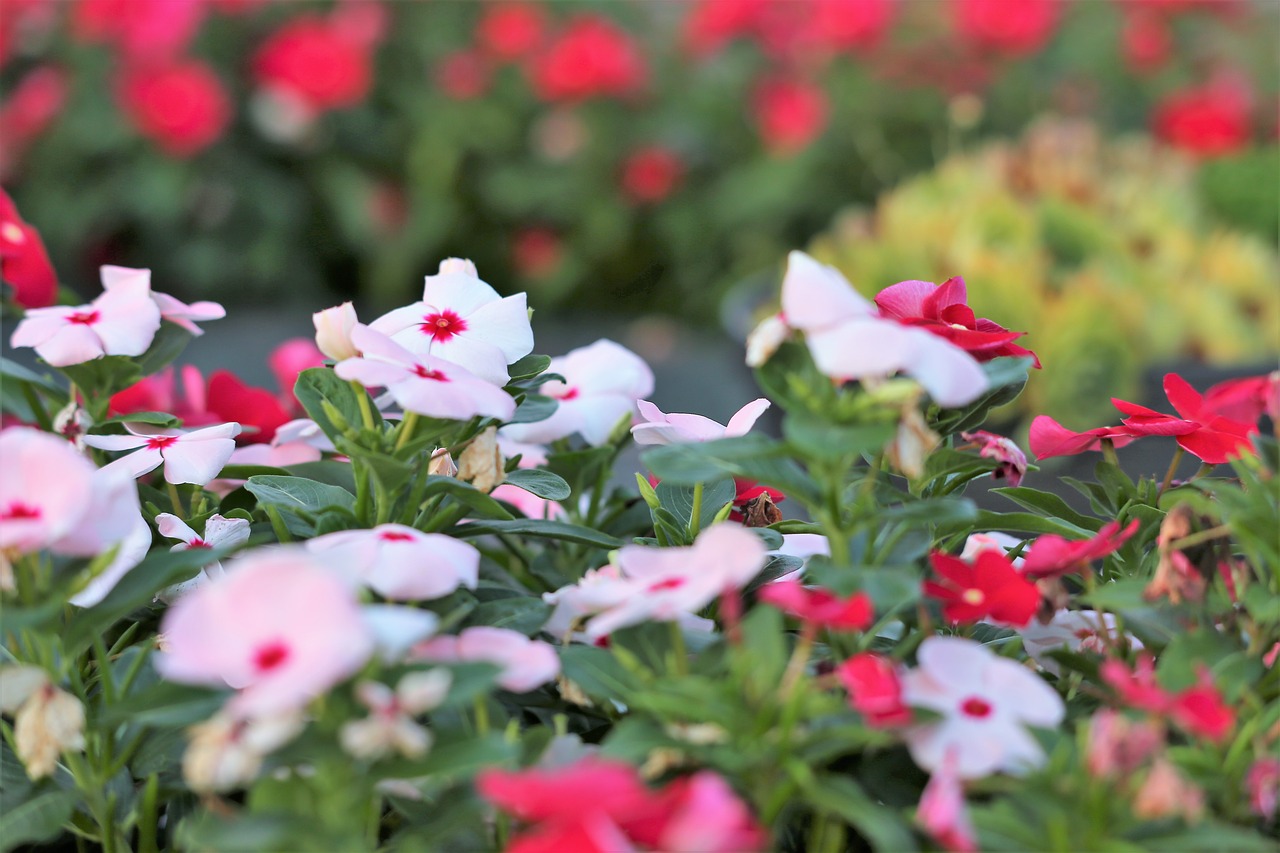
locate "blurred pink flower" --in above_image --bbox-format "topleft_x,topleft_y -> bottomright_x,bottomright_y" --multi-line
86,422 -> 240,485
631,398 -> 770,446
960,430 -> 1028,486
478,3 -> 547,61
753,77 -> 828,154
902,637 -> 1064,778
953,0 -> 1059,57
621,146 -> 684,204
502,339 -> 654,446
1,427 -> 101,554
1019,609 -> 1141,676
413,627 -> 559,693
306,523 -> 480,600
117,60 -> 231,157
267,338 -> 325,401
253,14 -> 374,114
835,652 -> 912,727
1246,757 -> 1280,821
157,549 -> 375,717
10,272 -> 161,366
1020,520 -> 1139,580
1153,77 -> 1253,157
626,771 -> 767,853
491,483 -> 566,520
916,750 -> 977,853
528,16 -> 647,102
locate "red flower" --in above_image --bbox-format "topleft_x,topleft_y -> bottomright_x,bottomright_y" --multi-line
0,66 -> 67,178
268,338 -> 325,405
681,0 -> 766,58
478,758 -> 651,824
807,0 -> 895,51
1021,520 -> 1140,580
435,50 -> 492,101
758,580 -> 873,631
1113,373 -> 1257,464
621,146 -> 684,204
253,15 -> 373,113
110,365 -> 219,427
752,77 -> 828,155
0,188 -> 57,308
1202,373 -> 1279,426
953,0 -> 1059,57
621,772 -> 767,853
1100,654 -> 1168,713
478,2 -> 546,61
923,550 -> 1040,627
72,0 -> 206,64
1152,79 -> 1252,157
1168,672 -> 1235,742
875,276 -> 1040,366
730,478 -> 785,523
117,60 -> 230,157
1027,416 -> 1136,460
511,227 -> 562,278
835,652 -> 912,727
207,371 -> 292,445
528,16 -> 646,102
1120,11 -> 1172,75
960,430 -> 1027,486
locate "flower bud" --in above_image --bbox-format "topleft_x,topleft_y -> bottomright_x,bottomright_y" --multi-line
313,302 -> 359,361
437,257 -> 479,277
457,427 -> 504,494
428,448 -> 458,478
745,313 -> 788,368
887,407 -> 940,480
14,684 -> 85,779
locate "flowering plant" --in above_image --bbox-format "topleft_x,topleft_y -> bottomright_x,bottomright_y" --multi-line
2,236 -> 1278,851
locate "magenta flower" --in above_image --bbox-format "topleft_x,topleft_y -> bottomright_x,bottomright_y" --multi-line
1027,416 -> 1136,460
100,265 -> 224,336
368,259 -> 533,384
959,430 -> 1027,487
875,276 -> 1039,367
1113,373 -> 1258,464
413,627 -> 559,693
10,270 -> 161,366
915,750 -> 977,853
335,325 -> 516,422
778,252 -> 988,408
306,523 -> 480,600
631,397 -> 770,446
901,637 -> 1064,778
500,339 -> 654,445
157,549 -> 375,718
1020,520 -> 1139,580
84,422 -> 240,485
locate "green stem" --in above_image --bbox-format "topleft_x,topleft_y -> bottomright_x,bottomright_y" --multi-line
137,775 -> 160,853
352,381 -> 376,431
1101,439 -> 1120,468
779,622 -> 817,697
1168,524 -> 1233,551
688,481 -> 704,538
394,412 -> 419,452
669,620 -> 689,677
1158,447 -> 1186,496
165,482 -> 184,520
473,696 -> 490,736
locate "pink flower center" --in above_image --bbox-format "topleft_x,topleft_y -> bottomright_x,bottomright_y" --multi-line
187,538 -> 212,549
379,530 -> 415,542
647,577 -> 687,593
2,501 -> 41,520
67,310 -> 100,326
420,310 -> 468,343
253,641 -> 291,673
550,386 -> 580,401
961,588 -> 985,605
413,364 -> 448,382
960,696 -> 993,718
145,435 -> 180,451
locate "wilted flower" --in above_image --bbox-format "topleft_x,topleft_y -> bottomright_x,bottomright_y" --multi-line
1,668 -> 86,780
456,426 -> 504,493
745,312 -> 790,367
306,524 -> 480,601
313,302 -> 359,360
85,422 -> 241,485
183,710 -> 305,793
960,430 -> 1028,486
887,406 -> 940,480
10,268 -> 161,366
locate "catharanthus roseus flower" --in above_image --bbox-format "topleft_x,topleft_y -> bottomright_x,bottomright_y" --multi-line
1019,609 -> 1142,676
631,397 -> 770,446
306,524 -> 480,601
901,636 -> 1065,779
252,14 -> 374,115
335,325 -> 516,423
528,16 -> 647,102
339,670 -> 451,760
916,750 -> 977,853
876,278 -> 1040,367
835,652 -> 912,727
1027,415 -> 1136,459
85,422 -> 240,485
182,710 -> 305,794
960,531 -> 1023,563
154,512 -> 250,601
110,365 -> 218,427
777,252 -> 989,408
1020,519 -> 1140,580
1084,708 -> 1164,781
501,339 -> 654,446
952,0 -> 1059,56
1202,372 -> 1280,425
758,580 -> 873,631
158,549 -> 375,717
313,301 -> 360,361
959,430 -> 1028,486
72,0 -> 205,64
477,2 -> 546,61
0,188 -> 58,308
752,77 -> 828,154
362,604 -> 441,664
369,259 -> 533,385
621,146 -> 684,204
1100,655 -> 1235,742
10,271 -> 161,367
413,627 -> 559,693
923,550 -> 1041,627
100,265 -> 224,336
116,60 -> 231,157
1152,78 -> 1252,157
267,338 -> 325,403
1113,373 -> 1258,464
1120,10 -> 1172,74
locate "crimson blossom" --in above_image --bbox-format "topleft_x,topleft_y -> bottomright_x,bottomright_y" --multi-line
835,652 -> 912,728
252,12 -> 375,116
1020,519 -> 1140,580
875,277 -> 1040,367
0,188 -> 58,308
1112,373 -> 1258,464
923,550 -> 1041,628
116,60 -> 231,157
527,16 -> 647,102
1152,78 -> 1253,157
758,579 -> 874,632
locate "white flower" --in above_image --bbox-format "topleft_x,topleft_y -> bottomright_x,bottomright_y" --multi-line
10,270 -> 161,366
630,398 -> 770,446
307,524 -> 480,601
339,670 -> 451,761
84,422 -> 241,485
1019,610 -> 1141,677
154,513 -> 251,601
100,265 -> 224,336
183,711 -> 305,793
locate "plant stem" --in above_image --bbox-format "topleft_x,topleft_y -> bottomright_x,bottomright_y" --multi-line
669,620 -> 689,677
352,381 -> 376,431
1158,447 -> 1185,496
688,481 -> 704,538
165,482 -> 184,519
473,696 -> 490,736
1168,524 -> 1233,551
394,412 -> 419,452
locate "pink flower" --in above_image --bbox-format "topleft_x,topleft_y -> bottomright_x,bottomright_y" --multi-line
876,277 -> 1040,367
10,272 -> 161,367
84,422 -> 241,485
960,531 -> 1023,563
923,551 -> 1041,628
267,338 -> 325,402
99,265 -> 224,336
306,524 -> 479,600
501,339 -> 654,446
110,365 -> 218,428
340,670 -> 451,760
752,77 -> 828,154
1202,372 -> 1280,425
953,0 -> 1059,57
477,3 -> 547,61
116,60 -> 231,157
313,302 -> 360,361
434,50 -> 492,101
758,580 -> 873,631
154,512 -> 251,600
478,757 -> 652,826
1027,415 -> 1137,459
528,16 -> 647,102
1085,708 -> 1164,780
157,549 -> 375,718
1100,656 -> 1235,742
1113,373 -> 1258,464
413,627 -> 559,693
368,259 -> 533,385
1153,78 -> 1252,158
335,325 -> 516,423
835,652 -> 912,727
624,771 -> 767,853
621,146 -> 684,204
916,751 -> 977,853
1246,757 -> 1280,821
252,14 -> 374,115
959,430 -> 1027,486
779,252 -> 988,408
631,398 -> 770,446
901,637 -> 1065,779
1020,520 -> 1140,580
0,66 -> 68,181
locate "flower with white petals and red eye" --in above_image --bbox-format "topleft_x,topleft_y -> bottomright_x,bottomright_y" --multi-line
339,669 -> 452,760
10,270 -> 161,367
84,422 -> 240,485
153,513 -> 251,601
630,397 -> 770,446
306,523 -> 480,601
157,549 -> 375,718
368,259 -> 532,385
99,265 -> 224,336
901,637 -> 1065,779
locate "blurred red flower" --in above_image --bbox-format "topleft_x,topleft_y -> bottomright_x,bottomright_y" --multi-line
512,227 -> 562,278
759,580 -> 874,631
253,15 -> 373,114
807,0 -> 895,51
1120,11 -> 1172,75
836,652 -> 912,727
682,0 -> 765,58
0,66 -> 67,179
753,78 -> 828,155
435,50 -> 492,101
1153,79 -> 1252,157
953,0 -> 1059,57
117,60 -> 231,156
477,2 -> 546,61
0,188 -> 58,308
72,0 -> 206,64
528,16 -> 646,102
621,146 -> 684,204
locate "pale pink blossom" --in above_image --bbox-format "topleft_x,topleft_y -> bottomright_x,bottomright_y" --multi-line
901,636 -> 1064,779
100,265 -> 224,336
339,670 -> 452,760
501,339 -> 654,446
1085,709 -> 1164,780
306,524 -> 480,600
313,301 -> 360,360
491,483 -> 566,520
413,627 -> 560,693
10,272 -> 161,366
368,260 -> 533,384
1020,610 -> 1142,676
154,513 -> 251,600
916,750 -> 977,853
778,252 -> 988,408
157,549 -> 375,718
84,422 -> 241,485
631,398 -> 770,446
64,485 -> 152,609
335,325 -> 516,422
362,604 -> 441,664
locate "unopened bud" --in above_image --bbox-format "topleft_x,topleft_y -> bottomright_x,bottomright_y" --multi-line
313,302 -> 359,361
745,313 -> 789,368
437,258 -> 479,277
886,407 -> 940,480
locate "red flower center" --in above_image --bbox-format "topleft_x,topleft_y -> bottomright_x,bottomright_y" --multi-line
961,696 -> 993,718
379,530 -> 415,542
146,435 -> 180,451
420,310 -> 468,343
188,538 -> 212,549
550,386 -> 579,401
67,310 -> 100,326
253,641 -> 290,673
2,501 -> 41,520
413,364 -> 448,382
647,577 -> 687,593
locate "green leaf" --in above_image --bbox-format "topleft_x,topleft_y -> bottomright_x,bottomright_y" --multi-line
506,354 -> 551,381
0,356 -> 63,393
641,435 -> 820,502
245,476 -> 355,517
991,487 -> 1102,532
881,497 -> 977,527
559,645 -> 639,702
501,468 -> 571,501
453,518 -> 621,549
379,733 -> 517,783
421,476 -> 515,520
804,774 -> 918,852
100,681 -> 228,728
95,410 -> 181,428
783,415 -> 896,461
974,510 -> 1093,538
508,394 -> 557,425
462,597 -> 550,635
0,789 -> 76,853
294,367 -> 378,441
177,812 -> 328,852
0,597 -> 65,633
656,479 -> 735,532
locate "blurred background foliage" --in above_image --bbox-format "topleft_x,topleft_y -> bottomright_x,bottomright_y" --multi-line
2,0 -> 1277,416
